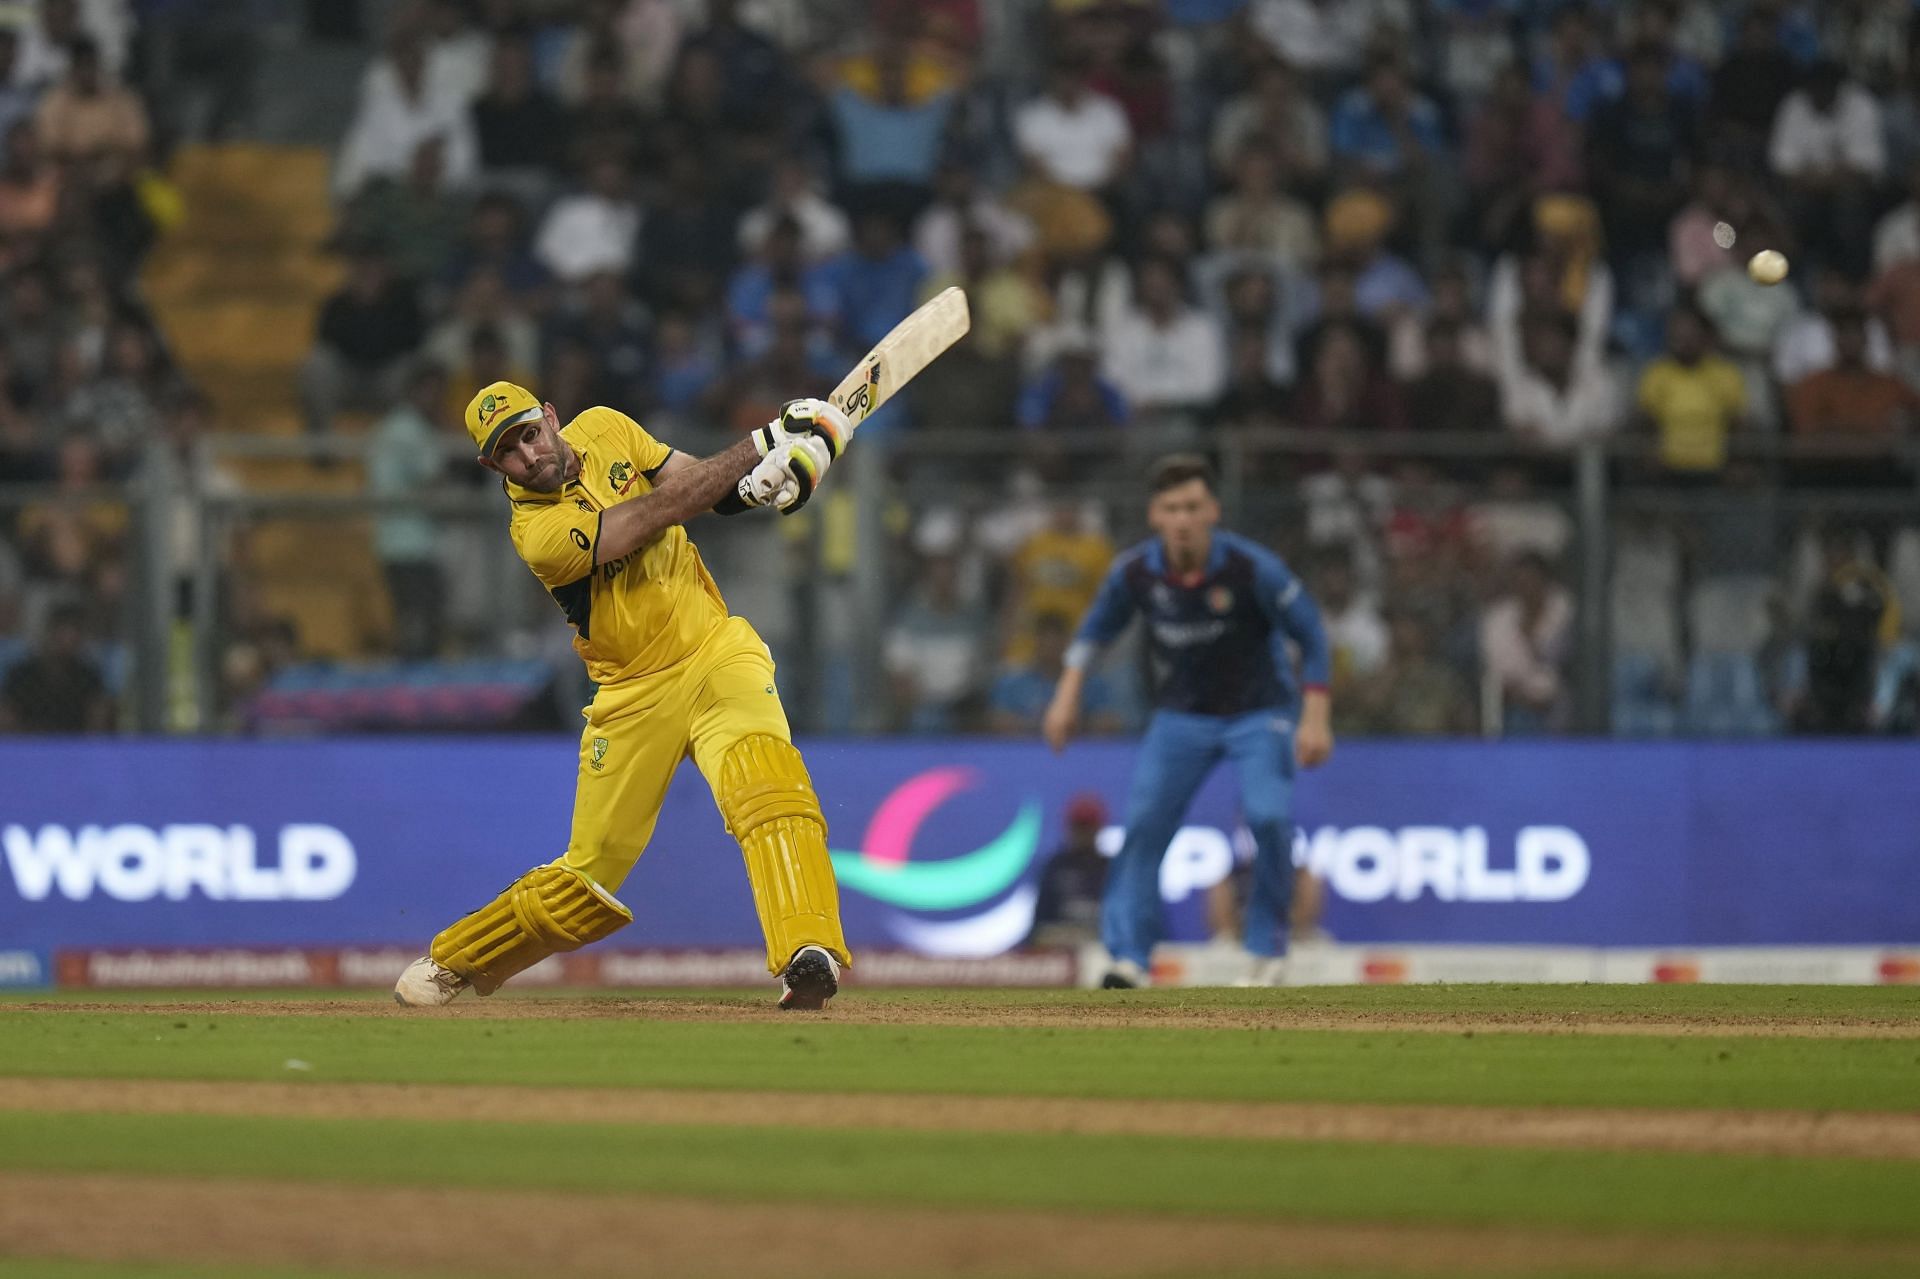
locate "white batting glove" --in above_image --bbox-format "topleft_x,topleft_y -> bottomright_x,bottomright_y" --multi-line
737,435 -> 833,514
751,399 -> 851,461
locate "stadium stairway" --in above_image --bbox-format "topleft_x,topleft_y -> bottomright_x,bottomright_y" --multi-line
144,144 -> 391,659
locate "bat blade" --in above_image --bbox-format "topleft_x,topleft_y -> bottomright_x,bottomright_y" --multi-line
827,287 -> 971,436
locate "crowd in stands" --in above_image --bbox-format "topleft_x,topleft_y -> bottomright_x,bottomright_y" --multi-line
4,0 -> 1920,736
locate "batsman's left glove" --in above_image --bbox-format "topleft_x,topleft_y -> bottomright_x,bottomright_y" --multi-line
751,398 -> 850,461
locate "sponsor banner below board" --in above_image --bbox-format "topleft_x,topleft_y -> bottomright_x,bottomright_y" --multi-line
1138,944 -> 1920,987
1597,948 -> 1920,985
0,949 -> 49,987
58,948 -> 334,987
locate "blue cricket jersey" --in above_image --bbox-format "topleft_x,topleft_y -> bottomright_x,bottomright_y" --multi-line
1065,529 -> 1330,718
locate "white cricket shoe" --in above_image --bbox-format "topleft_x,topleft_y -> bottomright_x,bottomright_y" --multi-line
1234,955 -> 1289,988
393,957 -> 468,1007
1100,957 -> 1150,989
778,944 -> 841,1011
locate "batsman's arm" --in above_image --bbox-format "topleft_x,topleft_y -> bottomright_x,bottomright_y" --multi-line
594,436 -> 762,565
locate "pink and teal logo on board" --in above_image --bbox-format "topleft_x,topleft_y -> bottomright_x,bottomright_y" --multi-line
830,767 -> 1045,955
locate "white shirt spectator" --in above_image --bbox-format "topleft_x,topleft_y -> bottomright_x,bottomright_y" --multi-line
1013,88 -> 1131,190
334,58 -> 478,199
1469,496 -> 1574,565
1324,594 -> 1389,678
1480,588 -> 1573,707
534,192 -> 641,282
1769,84 -> 1885,181
913,197 -> 1035,276
737,188 -> 851,265
1772,310 -> 1896,383
16,0 -> 130,83
1100,306 -> 1225,413
429,25 -> 491,108
1249,0 -> 1387,76
1497,356 -> 1623,447
1873,201 -> 1920,271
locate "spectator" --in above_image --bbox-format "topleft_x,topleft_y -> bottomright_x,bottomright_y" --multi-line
1531,4 -> 1622,123
63,320 -> 163,466
1768,60 -> 1883,279
0,30 -> 41,156
301,244 -> 426,437
533,156 -> 640,284
1487,197 -> 1614,378
1208,56 -> 1327,188
1785,309 -> 1920,453
633,145 -> 736,310
368,362 -> 449,661
1435,0 -> 1517,105
827,34 -> 955,205
912,159 -> 1033,279
1212,327 -> 1291,425
645,307 -> 724,423
739,156 -> 852,266
1321,190 -> 1428,322
1773,268 -> 1896,385
1204,145 -> 1317,267
335,134 -> 464,285
559,43 -> 651,176
1022,792 -> 1111,946
1469,463 -> 1574,567
676,0 -> 789,135
551,0 -> 683,107
1004,498 -> 1115,659
1669,165 -> 1743,289
16,434 -> 125,620
722,286 -> 844,434
884,544 -> 990,732
548,271 -> 652,410
1200,258 -> 1311,389
1013,52 -> 1131,193
1710,5 -> 1799,166
725,215 -> 834,359
468,32 -> 564,181
1101,255 -> 1225,416
1480,551 -> 1574,734
0,602 -> 111,732
1315,549 -> 1388,701
1696,222 -> 1800,412
1347,608 -> 1474,735
991,614 -> 1120,738
1403,318 -> 1501,435
1292,321 -> 1404,433
441,192 -> 549,302
923,224 -> 1042,361
0,120 -> 61,272
1587,42 -> 1699,293
1498,311 -> 1622,448
1637,304 -> 1746,474
1248,0 -> 1374,80
1797,527 -> 1898,733
35,35 -> 147,184
1329,53 -> 1446,185
421,0 -> 489,109
1462,62 -> 1583,251
425,268 -> 540,399
334,32 -> 476,201
1868,235 -> 1920,388
816,208 -> 927,351
1016,334 -> 1129,430
1874,162 -> 1920,273
1389,260 -> 1491,380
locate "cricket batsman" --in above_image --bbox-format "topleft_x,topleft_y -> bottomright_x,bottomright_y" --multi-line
394,382 -> 854,1010
1042,454 -> 1333,988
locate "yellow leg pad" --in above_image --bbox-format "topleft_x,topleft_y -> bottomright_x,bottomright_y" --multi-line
716,734 -> 851,973
429,864 -> 632,995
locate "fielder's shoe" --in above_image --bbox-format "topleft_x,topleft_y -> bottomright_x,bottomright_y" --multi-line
1100,957 -> 1149,989
1234,955 -> 1289,988
778,944 -> 840,1011
393,956 -> 468,1007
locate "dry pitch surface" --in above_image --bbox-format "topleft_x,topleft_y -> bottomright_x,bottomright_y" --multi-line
2,985 -> 1918,1279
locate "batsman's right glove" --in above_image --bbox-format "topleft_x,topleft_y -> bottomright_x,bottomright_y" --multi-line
737,435 -> 833,515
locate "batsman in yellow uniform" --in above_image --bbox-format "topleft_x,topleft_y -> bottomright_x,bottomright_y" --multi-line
394,381 -> 854,1010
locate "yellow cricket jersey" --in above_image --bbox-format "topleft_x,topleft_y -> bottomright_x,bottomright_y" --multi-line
503,406 -> 729,685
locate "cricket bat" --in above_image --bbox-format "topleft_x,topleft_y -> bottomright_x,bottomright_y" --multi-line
826,286 -> 971,439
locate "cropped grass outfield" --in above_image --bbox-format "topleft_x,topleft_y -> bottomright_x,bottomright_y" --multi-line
2,985 -> 1918,1279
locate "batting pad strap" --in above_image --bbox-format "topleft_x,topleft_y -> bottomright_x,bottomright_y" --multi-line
716,734 -> 851,974
430,864 -> 632,995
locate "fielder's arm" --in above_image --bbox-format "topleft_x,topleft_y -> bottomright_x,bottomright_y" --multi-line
593,436 -> 762,565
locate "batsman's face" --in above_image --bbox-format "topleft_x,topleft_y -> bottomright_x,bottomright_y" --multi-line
482,405 -> 569,492
1148,479 -> 1219,559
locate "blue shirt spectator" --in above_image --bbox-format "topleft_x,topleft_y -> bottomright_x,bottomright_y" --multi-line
1353,250 -> 1432,318
1016,348 -> 1130,430
829,85 -> 954,189
723,216 -> 837,358
1330,63 -> 1445,177
815,213 -> 928,349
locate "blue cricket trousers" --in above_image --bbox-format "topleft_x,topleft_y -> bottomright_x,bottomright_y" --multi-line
1102,708 -> 1296,968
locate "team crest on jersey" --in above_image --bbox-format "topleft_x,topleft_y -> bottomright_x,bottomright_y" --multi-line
608,460 -> 638,495
1208,585 -> 1234,615
590,737 -> 610,771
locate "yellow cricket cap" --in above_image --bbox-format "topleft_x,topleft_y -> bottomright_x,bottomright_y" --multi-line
465,381 -> 544,456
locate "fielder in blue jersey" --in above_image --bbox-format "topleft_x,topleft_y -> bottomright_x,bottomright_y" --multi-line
1043,455 -> 1333,987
